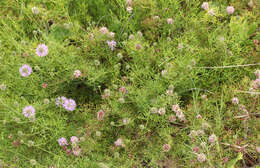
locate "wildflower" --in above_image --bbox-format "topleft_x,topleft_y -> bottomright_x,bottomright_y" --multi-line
107,40 -> 117,51
102,89 -> 111,99
73,70 -> 81,78
117,53 -> 123,59
97,110 -> 105,120
70,136 -> 79,144
30,159 -> 37,166
201,2 -> 209,10
122,118 -> 130,125
256,146 -> 260,153
196,114 -> 202,119
96,131 -> 101,137
23,106 -> 35,118
208,9 -> 215,16
168,115 -> 176,123
41,83 -> 48,89
166,89 -> 173,96
208,134 -> 217,144
158,107 -> 166,115
162,144 -> 171,152
88,33 -> 94,40
114,138 -> 123,147
137,31 -> 143,37
58,137 -> 68,146
28,140 -> 35,147
118,97 -> 125,103
167,18 -> 173,24
119,86 -> 128,94
189,130 -> 198,138
126,6 -> 133,13
153,15 -> 160,20
226,6 -> 235,14
178,43 -> 184,50
238,104 -> 248,113
12,140 -> 21,147
99,27 -> 108,34
231,97 -> 239,105
136,44 -> 142,50
109,32 -> 115,38
129,34 -> 135,40
248,0 -> 254,7
0,83 -> 6,91
56,96 -> 67,106
43,98 -> 50,104
139,124 -> 145,129
252,79 -> 260,89
36,44 -> 48,57
150,107 -> 158,114
197,153 -> 206,163
32,7 -> 40,14
94,60 -> 100,66
200,142 -> 206,148
254,70 -> 260,79
222,157 -> 229,163
126,0 -> 132,6
197,130 -> 205,136
254,39 -> 259,46
72,146 -> 81,156
201,94 -> 207,100
63,98 -> 76,111
19,64 -> 32,77
161,70 -> 167,76
192,146 -> 200,153
201,122 -> 210,129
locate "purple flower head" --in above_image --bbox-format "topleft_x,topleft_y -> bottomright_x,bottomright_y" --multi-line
36,44 -> 48,57
201,2 -> 209,10
226,6 -> 235,14
231,97 -> 239,105
70,136 -> 79,144
197,153 -> 206,162
63,98 -> 76,111
107,40 -> 117,51
97,110 -> 105,120
167,18 -> 173,24
162,144 -> 171,152
23,106 -> 35,118
58,137 -> 68,146
56,96 -> 67,106
19,64 -> 32,77
99,27 -> 108,34
114,138 -> 123,147
254,70 -> 260,79
32,7 -> 39,14
158,107 -> 166,115
208,134 -> 217,144
72,146 -> 81,156
168,115 -> 176,123
73,70 -> 81,78
126,6 -> 133,13
208,9 -> 215,16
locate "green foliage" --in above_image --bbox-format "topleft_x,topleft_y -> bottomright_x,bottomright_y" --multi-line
0,0 -> 259,167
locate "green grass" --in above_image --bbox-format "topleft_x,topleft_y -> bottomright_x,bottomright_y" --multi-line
0,0 -> 259,167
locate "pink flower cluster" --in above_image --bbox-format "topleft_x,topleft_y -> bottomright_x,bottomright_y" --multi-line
251,70 -> 260,90
107,40 -> 117,51
56,96 -> 76,111
171,104 -> 185,121
58,136 -> 81,156
23,106 -> 35,120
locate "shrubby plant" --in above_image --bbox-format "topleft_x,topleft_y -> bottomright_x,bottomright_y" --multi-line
0,0 -> 259,167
